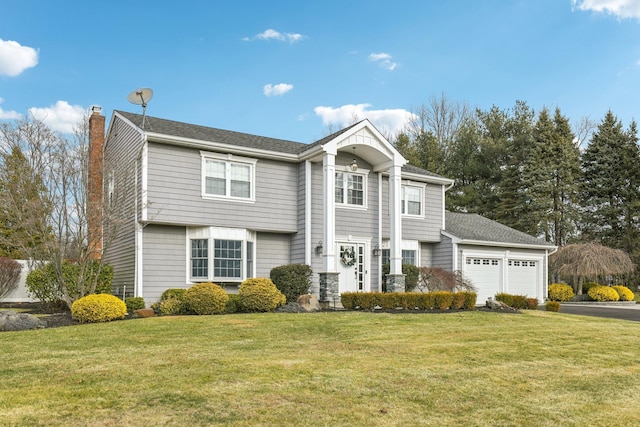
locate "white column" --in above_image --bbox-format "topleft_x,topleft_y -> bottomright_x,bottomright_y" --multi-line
389,164 -> 402,275
322,152 -> 337,272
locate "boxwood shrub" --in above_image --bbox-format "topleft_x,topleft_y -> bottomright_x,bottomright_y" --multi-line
546,301 -> 560,312
495,293 -> 529,309
184,282 -> 228,315
239,278 -> 286,312
125,296 -> 145,312
341,291 -> 477,311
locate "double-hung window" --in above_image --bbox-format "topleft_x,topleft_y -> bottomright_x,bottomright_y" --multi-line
401,184 -> 424,216
335,171 -> 366,207
202,152 -> 256,201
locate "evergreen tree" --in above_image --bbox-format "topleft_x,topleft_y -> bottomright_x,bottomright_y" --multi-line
580,111 -> 640,260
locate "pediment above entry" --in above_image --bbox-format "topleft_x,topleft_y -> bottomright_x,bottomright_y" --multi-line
309,119 -> 406,172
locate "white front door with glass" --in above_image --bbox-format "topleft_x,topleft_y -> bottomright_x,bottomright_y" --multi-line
337,242 -> 365,293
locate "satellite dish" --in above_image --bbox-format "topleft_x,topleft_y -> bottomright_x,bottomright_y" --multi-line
127,88 -> 154,129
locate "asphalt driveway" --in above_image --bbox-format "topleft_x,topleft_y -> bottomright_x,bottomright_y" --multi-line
556,303 -> 640,322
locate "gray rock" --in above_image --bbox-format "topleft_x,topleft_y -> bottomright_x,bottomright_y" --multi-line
276,302 -> 307,313
0,310 -> 47,331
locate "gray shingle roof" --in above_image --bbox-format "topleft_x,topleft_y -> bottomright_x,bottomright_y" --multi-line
445,212 -> 554,247
115,110 -> 450,181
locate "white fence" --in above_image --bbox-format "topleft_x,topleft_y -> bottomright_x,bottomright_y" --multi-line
3,260 -> 38,303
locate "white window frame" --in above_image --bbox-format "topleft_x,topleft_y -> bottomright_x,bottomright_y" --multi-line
201,152 -> 257,202
335,167 -> 369,209
401,182 -> 426,218
381,239 -> 420,266
187,227 -> 256,283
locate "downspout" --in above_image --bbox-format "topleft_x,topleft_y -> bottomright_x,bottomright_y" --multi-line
134,136 -> 148,298
378,172 -> 383,291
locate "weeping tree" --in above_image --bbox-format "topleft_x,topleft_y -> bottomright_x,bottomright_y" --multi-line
549,242 -> 635,294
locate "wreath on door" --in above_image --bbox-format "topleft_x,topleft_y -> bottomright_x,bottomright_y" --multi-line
341,247 -> 356,267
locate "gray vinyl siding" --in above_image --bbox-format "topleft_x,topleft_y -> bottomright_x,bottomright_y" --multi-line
381,178 -> 443,241
144,142 -> 298,232
309,161 -> 325,294
142,224 -> 187,303
102,115 -> 145,296
290,162 -> 306,265
420,243 -> 434,267
256,232 -> 291,277
432,235 -> 454,270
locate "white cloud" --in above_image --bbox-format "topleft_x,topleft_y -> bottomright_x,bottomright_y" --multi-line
314,103 -> 415,136
369,52 -> 398,71
0,98 -> 22,120
573,0 -> 640,19
243,29 -> 306,43
263,83 -> 294,96
29,101 -> 86,134
0,39 -> 39,76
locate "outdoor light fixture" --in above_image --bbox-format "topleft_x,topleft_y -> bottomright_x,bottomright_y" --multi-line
350,147 -> 358,171
315,241 -> 323,254
373,244 -> 381,257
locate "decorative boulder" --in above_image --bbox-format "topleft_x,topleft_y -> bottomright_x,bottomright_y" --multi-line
134,308 -> 155,318
0,311 -> 47,331
297,294 -> 321,312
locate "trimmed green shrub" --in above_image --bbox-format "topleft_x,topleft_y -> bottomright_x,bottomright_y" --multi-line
161,288 -> 187,301
451,292 -> 466,309
239,278 -> 286,312
125,297 -> 145,312
382,263 -> 420,292
71,294 -> 127,323
270,264 -> 312,303
225,294 -> 243,314
462,291 -> 477,310
341,292 -> 357,309
377,293 -> 399,309
432,291 -> 454,310
496,293 -> 529,309
355,292 -> 376,310
612,285 -> 635,301
588,285 -> 619,302
545,301 -> 560,312
548,283 -> 575,302
399,293 -> 422,310
526,298 -> 539,310
184,282 -> 228,315
153,298 -> 186,315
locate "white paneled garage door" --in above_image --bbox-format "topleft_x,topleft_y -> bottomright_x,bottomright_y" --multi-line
507,260 -> 538,297
464,258 -> 501,304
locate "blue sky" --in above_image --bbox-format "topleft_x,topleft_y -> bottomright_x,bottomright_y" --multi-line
2,0 -> 640,143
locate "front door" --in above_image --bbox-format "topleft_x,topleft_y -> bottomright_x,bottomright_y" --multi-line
337,242 -> 365,293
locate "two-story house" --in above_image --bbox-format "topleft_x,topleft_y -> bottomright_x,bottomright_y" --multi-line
88,107 -> 555,306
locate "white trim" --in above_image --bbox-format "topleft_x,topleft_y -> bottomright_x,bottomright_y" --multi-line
185,227 -> 255,283
377,172 -> 383,290
401,181 -> 426,218
140,141 -> 148,221
200,152 -> 258,202
335,236 -> 372,293
335,168 -> 369,209
441,231 -> 556,251
135,221 -> 143,298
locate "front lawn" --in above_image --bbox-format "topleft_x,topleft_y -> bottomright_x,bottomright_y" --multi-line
1,310 -> 639,426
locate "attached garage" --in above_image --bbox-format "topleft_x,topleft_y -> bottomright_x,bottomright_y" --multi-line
436,213 -> 556,304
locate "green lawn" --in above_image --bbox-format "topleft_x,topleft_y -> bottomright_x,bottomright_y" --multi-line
1,310 -> 639,426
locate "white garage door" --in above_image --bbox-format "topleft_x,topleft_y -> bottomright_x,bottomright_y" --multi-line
464,258 -> 501,304
507,260 -> 538,297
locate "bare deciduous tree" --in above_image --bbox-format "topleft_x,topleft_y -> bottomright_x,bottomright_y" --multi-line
0,257 -> 22,301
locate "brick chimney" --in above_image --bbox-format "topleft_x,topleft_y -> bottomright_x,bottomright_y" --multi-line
88,106 -> 105,260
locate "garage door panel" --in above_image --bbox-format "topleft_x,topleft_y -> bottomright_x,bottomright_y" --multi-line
464,258 -> 501,304
507,260 -> 538,297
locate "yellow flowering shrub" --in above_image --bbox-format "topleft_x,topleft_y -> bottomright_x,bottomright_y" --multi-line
548,283 -> 575,302
588,285 -> 619,302
612,285 -> 634,301
71,294 -> 127,323
239,278 -> 286,312
184,282 -> 228,315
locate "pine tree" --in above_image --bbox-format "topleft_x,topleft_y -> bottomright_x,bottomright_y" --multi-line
580,111 -> 640,258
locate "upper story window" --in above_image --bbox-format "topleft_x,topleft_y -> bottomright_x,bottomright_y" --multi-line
335,171 -> 367,207
201,152 -> 257,201
401,184 -> 424,217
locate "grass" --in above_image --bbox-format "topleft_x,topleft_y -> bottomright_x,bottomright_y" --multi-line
1,310 -> 640,426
